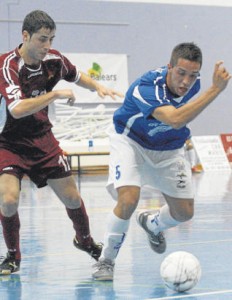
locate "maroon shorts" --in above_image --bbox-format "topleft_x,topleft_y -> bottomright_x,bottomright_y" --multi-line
0,131 -> 72,188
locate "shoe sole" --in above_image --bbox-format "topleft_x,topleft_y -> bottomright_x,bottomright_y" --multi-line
73,238 -> 102,261
0,270 -> 11,276
93,276 -> 113,281
136,210 -> 166,254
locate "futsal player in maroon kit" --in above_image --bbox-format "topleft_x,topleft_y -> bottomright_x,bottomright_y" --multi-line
0,10 -> 122,275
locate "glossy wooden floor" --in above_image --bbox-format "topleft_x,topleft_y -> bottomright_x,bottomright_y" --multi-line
1,171 -> 232,300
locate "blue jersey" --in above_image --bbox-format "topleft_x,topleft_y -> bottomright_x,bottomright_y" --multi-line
113,66 -> 200,150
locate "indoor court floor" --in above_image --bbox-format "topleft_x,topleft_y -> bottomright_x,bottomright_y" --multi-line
1,170 -> 232,300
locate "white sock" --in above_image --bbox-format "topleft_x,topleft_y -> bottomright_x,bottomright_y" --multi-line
146,205 -> 180,235
100,212 -> 130,262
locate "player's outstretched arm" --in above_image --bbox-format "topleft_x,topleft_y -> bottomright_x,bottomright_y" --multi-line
153,61 -> 231,129
76,72 -> 124,101
10,89 -> 75,119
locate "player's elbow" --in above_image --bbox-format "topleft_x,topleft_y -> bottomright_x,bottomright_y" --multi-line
153,108 -> 185,129
171,122 -> 184,130
167,118 -> 185,130
10,108 -> 25,119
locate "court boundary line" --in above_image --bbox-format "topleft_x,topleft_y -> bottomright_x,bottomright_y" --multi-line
146,289 -> 232,299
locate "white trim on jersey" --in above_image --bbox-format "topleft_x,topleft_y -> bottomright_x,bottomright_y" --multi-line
122,112 -> 143,135
133,85 -> 152,106
8,99 -> 24,112
155,85 -> 164,103
0,98 -> 7,133
153,78 -> 170,104
75,71 -> 83,84
2,52 -> 17,86
5,84 -> 21,100
44,53 -> 60,61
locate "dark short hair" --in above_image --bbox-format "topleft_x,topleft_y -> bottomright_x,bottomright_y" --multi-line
22,10 -> 56,36
170,42 -> 202,67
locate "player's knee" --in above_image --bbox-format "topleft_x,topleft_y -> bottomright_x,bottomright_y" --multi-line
62,194 -> 81,209
1,194 -> 19,217
181,209 -> 194,222
116,186 -> 140,219
181,208 -> 194,222
124,198 -> 138,213
116,196 -> 139,219
172,202 -> 194,222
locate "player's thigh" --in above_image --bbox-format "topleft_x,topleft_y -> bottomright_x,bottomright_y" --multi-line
108,133 -> 144,188
145,149 -> 194,199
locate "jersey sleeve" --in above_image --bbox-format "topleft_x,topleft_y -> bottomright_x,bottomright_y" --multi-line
0,56 -> 24,105
59,52 -> 81,83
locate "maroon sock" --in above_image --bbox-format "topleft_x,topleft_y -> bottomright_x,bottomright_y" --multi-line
0,211 -> 21,260
66,199 -> 91,246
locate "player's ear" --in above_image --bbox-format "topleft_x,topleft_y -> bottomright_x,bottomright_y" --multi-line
22,30 -> 30,42
167,63 -> 173,70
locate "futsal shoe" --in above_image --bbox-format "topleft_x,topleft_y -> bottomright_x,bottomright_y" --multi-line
0,251 -> 21,275
191,164 -> 203,173
92,258 -> 114,281
136,210 -> 166,254
73,237 -> 103,261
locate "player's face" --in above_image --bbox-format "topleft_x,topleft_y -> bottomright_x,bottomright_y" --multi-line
167,58 -> 201,97
22,27 -> 55,65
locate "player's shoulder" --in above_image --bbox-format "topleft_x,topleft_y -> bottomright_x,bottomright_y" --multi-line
0,49 -> 13,59
0,48 -> 19,67
148,66 -> 167,79
48,48 -> 62,56
45,49 -> 73,66
45,48 -> 63,60
140,66 -> 167,86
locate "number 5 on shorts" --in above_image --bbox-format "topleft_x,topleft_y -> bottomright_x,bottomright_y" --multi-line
115,165 -> 121,180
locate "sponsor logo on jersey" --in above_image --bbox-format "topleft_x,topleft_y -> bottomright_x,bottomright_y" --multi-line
148,123 -> 172,136
28,71 -> 43,79
6,84 -> 21,100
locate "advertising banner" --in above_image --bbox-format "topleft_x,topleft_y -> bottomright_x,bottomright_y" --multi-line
54,53 -> 128,103
191,135 -> 231,172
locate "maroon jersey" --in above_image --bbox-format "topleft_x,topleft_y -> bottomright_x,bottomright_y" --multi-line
0,45 -> 80,140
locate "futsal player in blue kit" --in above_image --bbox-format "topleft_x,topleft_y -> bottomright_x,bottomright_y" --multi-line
92,42 -> 231,280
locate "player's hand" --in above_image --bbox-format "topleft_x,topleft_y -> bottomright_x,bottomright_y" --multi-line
96,85 -> 124,101
67,97 -> 75,106
212,61 -> 232,91
55,89 -> 76,106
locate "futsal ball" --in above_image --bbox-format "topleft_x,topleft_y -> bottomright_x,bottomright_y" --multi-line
160,251 -> 201,292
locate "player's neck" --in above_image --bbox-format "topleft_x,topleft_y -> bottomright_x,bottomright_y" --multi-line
18,44 -> 40,67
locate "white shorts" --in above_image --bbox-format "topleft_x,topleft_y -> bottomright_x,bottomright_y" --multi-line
106,132 -> 194,200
